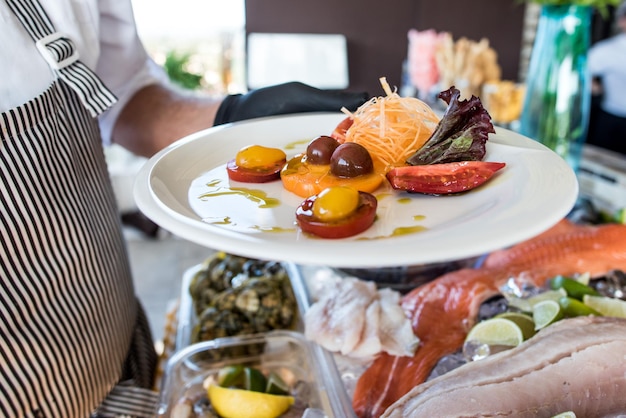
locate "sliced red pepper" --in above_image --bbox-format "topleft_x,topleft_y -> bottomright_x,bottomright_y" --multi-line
295,191 -> 377,239
226,158 -> 286,183
386,161 -> 506,195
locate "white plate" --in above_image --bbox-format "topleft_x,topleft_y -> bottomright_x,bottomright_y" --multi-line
134,113 -> 578,268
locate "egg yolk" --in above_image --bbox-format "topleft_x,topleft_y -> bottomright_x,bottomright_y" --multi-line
312,187 -> 360,222
235,145 -> 286,169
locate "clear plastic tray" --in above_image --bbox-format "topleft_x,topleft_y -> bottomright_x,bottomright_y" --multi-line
158,330 -> 354,417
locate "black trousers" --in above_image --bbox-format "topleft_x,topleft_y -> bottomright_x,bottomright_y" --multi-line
587,108 -> 626,155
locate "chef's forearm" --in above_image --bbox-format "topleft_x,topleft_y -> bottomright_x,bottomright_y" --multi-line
112,83 -> 222,157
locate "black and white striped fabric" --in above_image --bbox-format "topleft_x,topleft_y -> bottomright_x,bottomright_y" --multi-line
5,0 -> 117,117
1,0 -> 158,417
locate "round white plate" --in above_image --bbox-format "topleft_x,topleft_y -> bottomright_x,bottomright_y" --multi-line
134,112 -> 578,268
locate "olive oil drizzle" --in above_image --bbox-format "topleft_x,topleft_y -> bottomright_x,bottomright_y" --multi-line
251,225 -> 297,233
283,138 -> 311,150
199,182 -> 281,209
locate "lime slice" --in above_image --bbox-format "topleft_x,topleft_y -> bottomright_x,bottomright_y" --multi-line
465,318 -> 524,347
551,412 -> 576,418
549,275 -> 599,300
532,299 -> 564,330
558,296 -> 601,317
507,288 -> 567,313
217,365 -> 245,388
208,384 -> 294,418
495,312 -> 536,340
244,367 -> 268,393
528,288 -> 568,305
576,272 -> 591,286
265,372 -> 290,396
583,295 -> 626,318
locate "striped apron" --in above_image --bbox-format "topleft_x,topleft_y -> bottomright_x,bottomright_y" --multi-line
1,0 -> 158,417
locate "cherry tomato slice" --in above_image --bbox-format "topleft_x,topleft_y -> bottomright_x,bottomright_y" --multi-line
386,161 -> 506,194
330,117 -> 353,143
226,158 -> 286,183
296,191 -> 377,239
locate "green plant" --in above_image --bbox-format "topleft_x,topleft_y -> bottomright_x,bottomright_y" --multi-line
163,51 -> 203,90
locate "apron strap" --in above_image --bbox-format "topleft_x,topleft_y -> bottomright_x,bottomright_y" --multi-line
6,0 -> 118,117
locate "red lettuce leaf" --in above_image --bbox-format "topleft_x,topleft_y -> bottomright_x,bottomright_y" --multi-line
406,87 -> 495,166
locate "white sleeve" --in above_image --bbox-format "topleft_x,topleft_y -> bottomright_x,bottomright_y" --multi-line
587,42 -> 607,77
95,0 -> 169,145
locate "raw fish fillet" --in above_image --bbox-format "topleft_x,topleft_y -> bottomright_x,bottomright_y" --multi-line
305,278 -> 376,355
353,219 -> 626,418
304,278 -> 419,358
383,316 -> 626,417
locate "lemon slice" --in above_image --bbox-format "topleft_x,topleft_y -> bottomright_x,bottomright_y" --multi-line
583,295 -> 626,318
208,384 -> 294,418
532,299 -> 564,330
495,312 -> 536,340
465,318 -> 524,347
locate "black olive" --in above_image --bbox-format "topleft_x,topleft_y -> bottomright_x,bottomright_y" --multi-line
330,142 -> 374,178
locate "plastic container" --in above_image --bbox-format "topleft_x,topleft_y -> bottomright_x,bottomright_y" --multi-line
177,261 -> 307,350
157,330 -> 354,417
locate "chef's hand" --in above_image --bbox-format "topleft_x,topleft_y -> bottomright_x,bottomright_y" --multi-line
213,82 -> 369,126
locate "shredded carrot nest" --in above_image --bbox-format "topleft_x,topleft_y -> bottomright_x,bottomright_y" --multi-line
342,77 -> 440,168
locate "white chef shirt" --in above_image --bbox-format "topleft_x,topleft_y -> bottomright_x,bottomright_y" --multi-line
0,0 -> 167,144
588,32 -> 626,118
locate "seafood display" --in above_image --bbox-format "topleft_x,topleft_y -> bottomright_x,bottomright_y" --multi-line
382,316 -> 626,417
352,219 -> 626,418
156,71 -> 626,415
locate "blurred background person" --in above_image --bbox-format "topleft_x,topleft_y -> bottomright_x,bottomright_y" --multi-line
587,1 -> 626,154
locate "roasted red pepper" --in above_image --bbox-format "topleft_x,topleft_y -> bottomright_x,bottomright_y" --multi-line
386,161 -> 506,195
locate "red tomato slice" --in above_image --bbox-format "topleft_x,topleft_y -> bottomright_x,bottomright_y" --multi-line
330,117 -> 353,143
226,158 -> 286,183
296,191 -> 377,239
386,161 -> 506,194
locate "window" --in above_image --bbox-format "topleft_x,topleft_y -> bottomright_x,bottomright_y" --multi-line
131,0 -> 246,94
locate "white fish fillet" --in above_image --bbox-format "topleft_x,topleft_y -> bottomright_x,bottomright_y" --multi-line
378,288 -> 420,357
382,316 -> 626,418
305,278 -> 419,358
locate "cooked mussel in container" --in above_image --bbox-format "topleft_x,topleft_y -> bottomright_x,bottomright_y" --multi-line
188,253 -> 299,358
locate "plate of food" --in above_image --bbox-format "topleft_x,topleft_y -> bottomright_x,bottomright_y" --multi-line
134,84 -> 578,268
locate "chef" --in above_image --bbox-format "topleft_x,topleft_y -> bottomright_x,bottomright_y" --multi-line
0,0 -> 367,416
